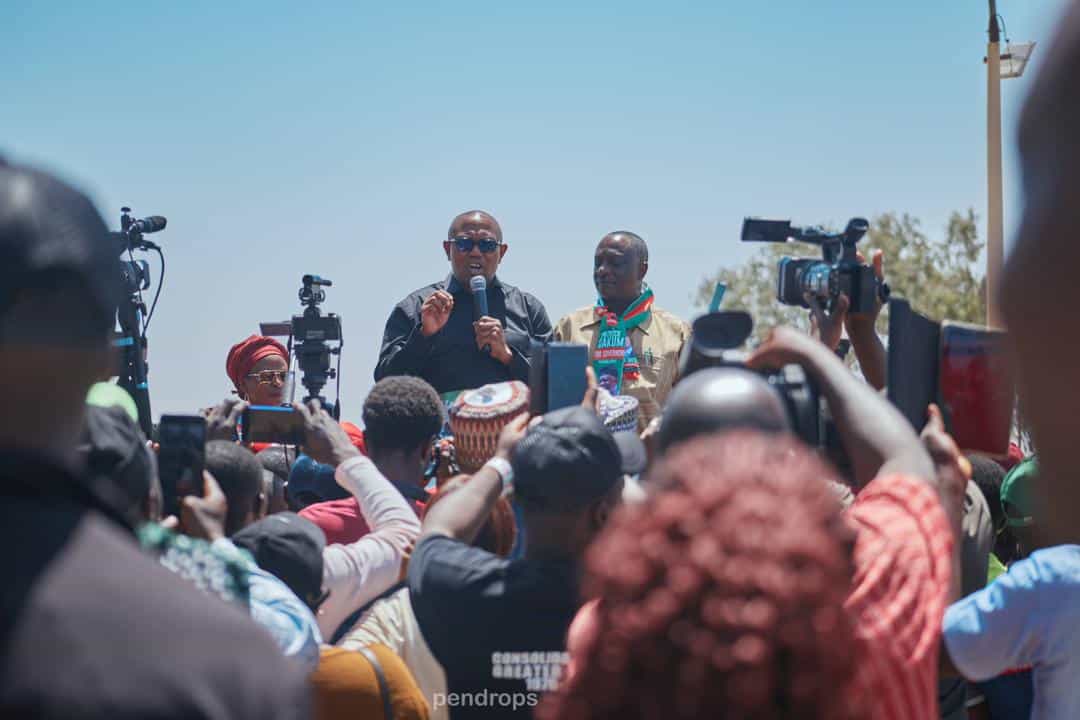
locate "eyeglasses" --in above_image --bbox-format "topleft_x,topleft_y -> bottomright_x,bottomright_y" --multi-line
451,236 -> 500,254
245,370 -> 289,385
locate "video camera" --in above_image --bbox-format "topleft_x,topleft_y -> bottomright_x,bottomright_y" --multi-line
246,274 -> 343,443
110,207 -> 168,438
678,311 -> 832,451
291,274 -> 343,418
741,216 -> 889,314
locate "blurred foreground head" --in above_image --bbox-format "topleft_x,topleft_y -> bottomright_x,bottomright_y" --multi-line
541,432 -> 865,720
0,160 -> 118,467
659,367 -> 790,453
1001,1 -> 1080,544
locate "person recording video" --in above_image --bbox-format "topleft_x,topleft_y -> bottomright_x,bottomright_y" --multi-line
374,210 -> 552,395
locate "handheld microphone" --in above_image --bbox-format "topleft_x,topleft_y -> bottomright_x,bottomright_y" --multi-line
470,275 -> 491,354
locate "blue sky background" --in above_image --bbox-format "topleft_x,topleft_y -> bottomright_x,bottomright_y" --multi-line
3,0 -> 1068,421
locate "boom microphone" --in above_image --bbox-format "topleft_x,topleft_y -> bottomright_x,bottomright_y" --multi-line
470,275 -> 491,354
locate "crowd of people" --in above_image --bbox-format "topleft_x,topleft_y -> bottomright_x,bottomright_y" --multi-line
5,6 -> 1080,719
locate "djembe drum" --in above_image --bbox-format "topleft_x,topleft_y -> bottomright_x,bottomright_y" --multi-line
448,381 -> 530,472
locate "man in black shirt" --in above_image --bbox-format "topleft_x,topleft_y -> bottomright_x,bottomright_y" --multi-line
0,161 -> 308,719
375,210 -> 552,394
408,404 -> 634,718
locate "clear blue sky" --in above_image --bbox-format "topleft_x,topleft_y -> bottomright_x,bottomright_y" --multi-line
3,0 -> 1067,420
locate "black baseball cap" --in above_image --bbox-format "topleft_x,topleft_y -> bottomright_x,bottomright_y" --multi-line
0,160 -> 120,342
79,404 -> 155,520
232,512 -> 327,610
512,406 -> 633,512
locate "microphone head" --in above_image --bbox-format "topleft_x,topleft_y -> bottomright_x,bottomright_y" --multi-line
144,216 -> 167,233
469,275 -> 487,293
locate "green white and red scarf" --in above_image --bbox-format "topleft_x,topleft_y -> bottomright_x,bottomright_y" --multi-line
593,286 -> 654,395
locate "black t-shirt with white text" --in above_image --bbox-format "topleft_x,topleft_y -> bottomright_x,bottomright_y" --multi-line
408,534 -> 579,719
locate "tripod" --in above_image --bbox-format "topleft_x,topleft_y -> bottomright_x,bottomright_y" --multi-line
113,207 -> 166,438
116,258 -> 153,437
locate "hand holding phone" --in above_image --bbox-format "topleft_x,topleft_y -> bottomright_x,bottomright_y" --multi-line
157,414 -> 207,518
292,400 -> 360,467
241,405 -> 305,445
176,471 -> 228,542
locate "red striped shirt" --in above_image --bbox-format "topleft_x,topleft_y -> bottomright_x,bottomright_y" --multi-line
844,474 -> 954,720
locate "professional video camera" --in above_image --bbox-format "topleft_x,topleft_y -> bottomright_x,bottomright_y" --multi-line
742,216 -> 889,314
291,274 -> 343,418
679,311 -> 838,455
110,207 -> 168,438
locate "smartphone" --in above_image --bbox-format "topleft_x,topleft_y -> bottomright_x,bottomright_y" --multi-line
242,405 -> 304,445
939,322 -> 1014,456
158,414 -> 207,517
530,342 -> 589,414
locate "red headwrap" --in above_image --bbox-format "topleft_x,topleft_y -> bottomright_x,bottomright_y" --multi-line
226,335 -> 289,394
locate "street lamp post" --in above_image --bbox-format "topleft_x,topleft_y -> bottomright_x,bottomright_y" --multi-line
986,0 -> 1004,328
984,3 -> 1035,328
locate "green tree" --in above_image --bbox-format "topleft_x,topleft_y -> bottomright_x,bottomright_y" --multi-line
694,210 -> 985,343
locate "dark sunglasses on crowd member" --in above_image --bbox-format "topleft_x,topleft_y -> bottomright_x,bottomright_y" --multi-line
451,236 -> 500,254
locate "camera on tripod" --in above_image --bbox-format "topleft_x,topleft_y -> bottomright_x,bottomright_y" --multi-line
110,206 -> 168,438
741,216 -> 889,314
292,274 -> 343,418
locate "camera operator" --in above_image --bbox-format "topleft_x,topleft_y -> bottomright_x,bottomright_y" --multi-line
552,327 -> 967,719
0,160 -> 308,718
554,231 -> 690,430
806,248 -> 887,391
375,210 -> 553,394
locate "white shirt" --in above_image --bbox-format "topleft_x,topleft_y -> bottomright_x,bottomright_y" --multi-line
317,455 -> 422,638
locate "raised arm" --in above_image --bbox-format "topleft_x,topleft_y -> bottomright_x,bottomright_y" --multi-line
748,327 -> 933,490
295,402 -> 421,636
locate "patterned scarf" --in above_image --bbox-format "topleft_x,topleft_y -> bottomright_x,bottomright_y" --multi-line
593,286 -> 654,395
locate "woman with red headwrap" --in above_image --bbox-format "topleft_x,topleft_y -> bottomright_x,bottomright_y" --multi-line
226,335 -> 291,406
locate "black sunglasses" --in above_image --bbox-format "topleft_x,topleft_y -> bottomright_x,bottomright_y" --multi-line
451,236 -> 500,254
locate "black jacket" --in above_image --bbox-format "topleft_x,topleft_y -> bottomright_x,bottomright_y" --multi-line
375,274 -> 552,394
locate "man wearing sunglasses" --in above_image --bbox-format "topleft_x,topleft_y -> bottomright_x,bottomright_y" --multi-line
375,210 -> 552,395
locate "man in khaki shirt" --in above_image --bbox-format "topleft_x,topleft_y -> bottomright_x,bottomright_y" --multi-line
554,231 -> 691,430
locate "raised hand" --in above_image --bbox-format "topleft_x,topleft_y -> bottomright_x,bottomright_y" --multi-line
421,290 -> 454,337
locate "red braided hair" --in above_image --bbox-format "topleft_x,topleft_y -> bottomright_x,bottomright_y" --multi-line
540,431 -> 868,720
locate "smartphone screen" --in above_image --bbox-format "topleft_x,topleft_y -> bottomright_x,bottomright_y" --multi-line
242,405 -> 303,444
546,343 -> 589,412
158,414 -> 206,517
939,322 -> 1014,456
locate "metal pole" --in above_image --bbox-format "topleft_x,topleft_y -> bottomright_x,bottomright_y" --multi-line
986,2 -> 1005,328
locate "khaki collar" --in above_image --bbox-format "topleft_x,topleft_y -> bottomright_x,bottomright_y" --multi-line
579,309 -> 652,336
